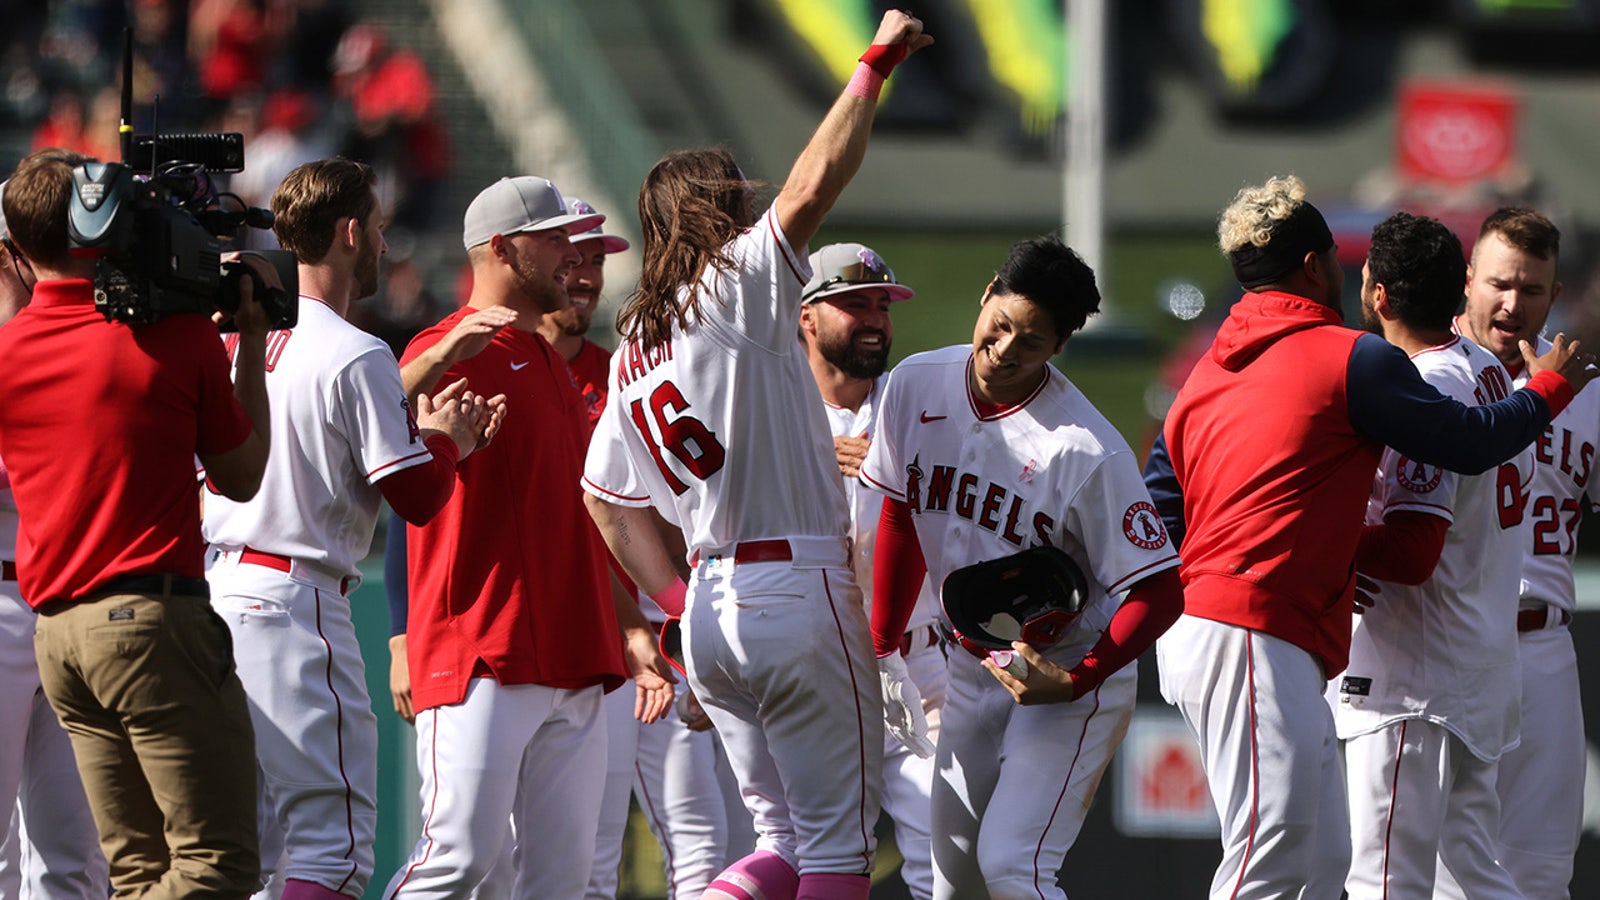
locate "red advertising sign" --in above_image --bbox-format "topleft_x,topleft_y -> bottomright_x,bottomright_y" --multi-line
1398,81 -> 1519,183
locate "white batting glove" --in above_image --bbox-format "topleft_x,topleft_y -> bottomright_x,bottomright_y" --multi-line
878,652 -> 935,759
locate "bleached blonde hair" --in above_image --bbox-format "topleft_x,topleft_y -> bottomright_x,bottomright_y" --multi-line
1217,175 -> 1309,254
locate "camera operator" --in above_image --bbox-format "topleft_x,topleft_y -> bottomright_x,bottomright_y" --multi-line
0,149 -> 277,899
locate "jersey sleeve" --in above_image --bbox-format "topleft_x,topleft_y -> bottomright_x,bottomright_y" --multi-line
1346,334 -> 1551,474
1064,450 -> 1182,596
859,368 -> 908,500
192,318 -> 254,456
1373,447 -> 1458,523
582,392 -> 653,508
334,345 -> 434,484
712,208 -> 812,354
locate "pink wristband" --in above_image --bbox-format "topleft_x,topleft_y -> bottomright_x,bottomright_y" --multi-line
845,61 -> 886,101
651,577 -> 688,617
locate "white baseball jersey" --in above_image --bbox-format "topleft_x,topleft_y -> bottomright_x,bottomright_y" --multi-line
859,345 -> 1180,658
203,297 -> 432,576
582,207 -> 849,554
1507,336 -> 1600,613
1474,334 -> 1600,898
824,375 -> 936,631
1335,336 -> 1528,761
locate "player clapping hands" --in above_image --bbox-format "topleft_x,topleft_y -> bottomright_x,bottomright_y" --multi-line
412,376 -> 507,458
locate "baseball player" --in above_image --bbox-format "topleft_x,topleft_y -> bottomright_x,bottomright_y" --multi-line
1442,207 -> 1595,899
798,241 -> 943,899
533,202 -> 732,900
583,12 -> 934,900
860,235 -> 1184,900
1143,176 -> 1594,900
202,159 -> 500,900
383,175 -> 656,899
0,180 -> 107,899
1333,212 -> 1526,899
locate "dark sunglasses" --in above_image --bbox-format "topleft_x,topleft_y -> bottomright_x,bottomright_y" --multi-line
807,260 -> 898,298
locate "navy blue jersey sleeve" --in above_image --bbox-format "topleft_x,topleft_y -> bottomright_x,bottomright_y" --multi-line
1142,431 -> 1187,553
384,508 -> 408,637
1346,333 -> 1550,475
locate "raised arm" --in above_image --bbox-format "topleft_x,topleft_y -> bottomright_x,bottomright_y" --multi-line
771,10 -> 933,250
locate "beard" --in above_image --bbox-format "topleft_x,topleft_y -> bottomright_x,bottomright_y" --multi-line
1357,296 -> 1383,336
512,255 -> 569,314
553,303 -> 593,337
354,235 -> 381,301
818,327 -> 890,380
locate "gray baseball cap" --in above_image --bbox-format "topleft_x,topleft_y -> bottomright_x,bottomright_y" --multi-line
462,176 -> 604,250
802,242 -> 915,304
566,198 -> 629,254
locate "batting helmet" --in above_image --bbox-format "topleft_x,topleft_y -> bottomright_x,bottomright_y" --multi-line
940,546 -> 1089,655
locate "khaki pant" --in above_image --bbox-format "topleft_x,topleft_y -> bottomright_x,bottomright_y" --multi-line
34,586 -> 260,899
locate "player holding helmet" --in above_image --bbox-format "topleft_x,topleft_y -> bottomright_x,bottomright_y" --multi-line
860,235 -> 1184,900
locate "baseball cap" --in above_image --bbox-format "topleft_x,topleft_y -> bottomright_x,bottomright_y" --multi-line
566,198 -> 629,254
461,176 -> 605,251
801,243 -> 914,304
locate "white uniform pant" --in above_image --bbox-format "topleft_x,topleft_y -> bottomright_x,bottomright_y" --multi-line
1487,626 -> 1582,899
1343,719 -> 1518,900
209,557 -> 376,897
384,677 -> 606,899
684,552 -> 882,877
1157,616 -> 1350,900
0,591 -> 105,900
932,646 -> 1134,900
881,632 -> 945,900
585,680 -> 728,899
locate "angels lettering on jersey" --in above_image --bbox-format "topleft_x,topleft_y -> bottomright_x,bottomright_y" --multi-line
902,453 -> 1169,554
904,453 -> 1052,548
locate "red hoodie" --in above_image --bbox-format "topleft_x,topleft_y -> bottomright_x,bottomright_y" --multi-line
1161,291 -> 1370,674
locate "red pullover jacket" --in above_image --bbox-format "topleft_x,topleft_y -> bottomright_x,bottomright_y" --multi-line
1144,290 -> 1570,675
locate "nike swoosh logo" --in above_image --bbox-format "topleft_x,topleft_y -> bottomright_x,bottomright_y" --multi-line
510,361 -> 530,371
919,411 -> 946,423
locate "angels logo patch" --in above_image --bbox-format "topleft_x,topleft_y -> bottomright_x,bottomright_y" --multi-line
1122,501 -> 1168,550
401,398 -> 420,444
1395,456 -> 1442,493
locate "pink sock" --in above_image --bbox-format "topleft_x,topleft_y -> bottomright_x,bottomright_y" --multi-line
703,850 -> 799,900
796,872 -> 870,900
281,879 -> 351,900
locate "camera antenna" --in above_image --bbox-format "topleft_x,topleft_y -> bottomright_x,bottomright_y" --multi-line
119,28 -> 134,164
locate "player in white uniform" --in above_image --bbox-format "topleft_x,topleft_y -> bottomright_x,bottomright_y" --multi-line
797,242 -> 942,900
0,183 -> 107,899
551,204 -> 731,900
583,13 -> 933,900
1444,208 -> 1595,899
1332,212 -> 1526,899
860,236 -> 1185,900
202,159 -> 498,900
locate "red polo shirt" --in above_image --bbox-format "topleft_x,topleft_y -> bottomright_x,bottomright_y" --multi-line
401,310 -> 625,712
0,279 -> 253,606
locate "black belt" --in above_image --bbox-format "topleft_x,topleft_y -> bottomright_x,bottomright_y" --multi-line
1,560 -> 14,581
99,573 -> 210,599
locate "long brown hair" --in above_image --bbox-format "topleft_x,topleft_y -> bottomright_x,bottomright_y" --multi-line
618,148 -> 753,350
